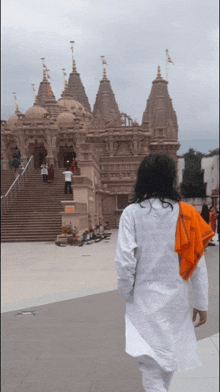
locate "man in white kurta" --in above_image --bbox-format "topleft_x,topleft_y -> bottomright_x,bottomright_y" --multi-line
115,198 -> 208,390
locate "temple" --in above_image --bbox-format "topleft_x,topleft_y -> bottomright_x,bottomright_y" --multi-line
1,57 -> 180,241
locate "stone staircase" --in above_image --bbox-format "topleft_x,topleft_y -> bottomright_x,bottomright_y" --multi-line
1,168 -> 78,242
1,169 -> 17,196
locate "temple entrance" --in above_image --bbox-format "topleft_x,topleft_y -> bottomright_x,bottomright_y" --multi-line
28,140 -> 47,168
63,152 -> 76,168
58,145 -> 76,168
117,194 -> 129,210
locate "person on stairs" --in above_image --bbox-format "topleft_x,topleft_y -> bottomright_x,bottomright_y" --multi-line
41,161 -> 48,183
63,167 -> 73,194
47,163 -> 54,183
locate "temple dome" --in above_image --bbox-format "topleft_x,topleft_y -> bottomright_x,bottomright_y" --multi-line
7,113 -> 19,127
56,112 -> 75,125
25,105 -> 48,119
57,98 -> 86,116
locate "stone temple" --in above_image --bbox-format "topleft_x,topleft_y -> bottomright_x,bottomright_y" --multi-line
1,59 -> 180,241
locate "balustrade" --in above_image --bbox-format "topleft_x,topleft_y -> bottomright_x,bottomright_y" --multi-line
1,156 -> 34,214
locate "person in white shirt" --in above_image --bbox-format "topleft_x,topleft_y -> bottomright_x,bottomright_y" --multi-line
115,154 -> 208,392
63,167 -> 73,194
40,162 -> 48,183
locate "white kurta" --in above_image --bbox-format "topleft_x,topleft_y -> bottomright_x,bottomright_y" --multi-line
115,198 -> 208,372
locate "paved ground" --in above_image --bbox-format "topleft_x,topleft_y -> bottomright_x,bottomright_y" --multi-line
1,230 -> 219,392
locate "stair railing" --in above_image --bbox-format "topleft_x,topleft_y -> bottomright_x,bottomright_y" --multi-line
1,155 -> 34,214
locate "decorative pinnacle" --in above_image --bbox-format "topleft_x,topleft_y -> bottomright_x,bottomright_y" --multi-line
45,69 -> 51,80
157,65 -> 161,78
103,68 -> 107,79
41,58 -> 48,80
31,84 -> 36,102
13,92 -> 19,112
70,41 -> 76,71
72,59 -> 76,72
101,56 -> 108,79
62,68 -> 68,89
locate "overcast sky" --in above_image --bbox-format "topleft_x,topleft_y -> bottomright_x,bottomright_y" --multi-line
1,0 -> 219,154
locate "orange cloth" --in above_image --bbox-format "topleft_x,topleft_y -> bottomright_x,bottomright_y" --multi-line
175,202 -> 215,281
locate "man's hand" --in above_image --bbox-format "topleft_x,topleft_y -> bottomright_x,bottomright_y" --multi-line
192,308 -> 207,327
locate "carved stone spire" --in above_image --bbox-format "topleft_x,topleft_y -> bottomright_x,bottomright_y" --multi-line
67,61 -> 91,112
142,66 -> 178,140
92,72 -> 121,124
35,78 -> 56,107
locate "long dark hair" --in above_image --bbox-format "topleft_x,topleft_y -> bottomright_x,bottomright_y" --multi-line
130,153 -> 181,210
201,204 -> 210,224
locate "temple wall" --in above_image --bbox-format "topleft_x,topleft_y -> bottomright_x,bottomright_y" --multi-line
102,194 -> 117,227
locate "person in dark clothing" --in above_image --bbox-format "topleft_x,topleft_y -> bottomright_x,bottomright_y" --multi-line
47,164 -> 54,183
201,204 -> 215,246
200,204 -> 210,224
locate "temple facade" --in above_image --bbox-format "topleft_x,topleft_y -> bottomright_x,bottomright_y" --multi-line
1,60 -> 180,230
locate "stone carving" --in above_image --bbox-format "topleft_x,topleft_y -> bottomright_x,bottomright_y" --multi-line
114,141 -> 133,156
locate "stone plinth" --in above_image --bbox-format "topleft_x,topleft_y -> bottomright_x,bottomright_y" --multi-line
60,201 -> 88,240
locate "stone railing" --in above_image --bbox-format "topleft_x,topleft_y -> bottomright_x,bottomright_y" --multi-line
1,156 -> 34,214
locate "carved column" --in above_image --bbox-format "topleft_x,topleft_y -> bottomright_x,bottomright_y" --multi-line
16,131 -> 28,166
46,130 -> 55,166
133,134 -> 138,156
108,135 -> 114,157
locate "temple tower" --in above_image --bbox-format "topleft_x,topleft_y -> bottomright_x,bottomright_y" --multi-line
93,67 -> 121,124
142,66 -> 180,163
35,61 -> 56,108
67,59 -> 91,112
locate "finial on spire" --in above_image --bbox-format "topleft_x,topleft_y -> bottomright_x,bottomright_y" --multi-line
45,69 -> 51,80
41,58 -> 47,80
62,68 -> 68,89
31,84 -> 36,102
157,66 -> 161,78
13,92 -> 19,112
70,41 -> 76,72
72,59 -> 76,72
101,56 -> 108,79
103,68 -> 107,79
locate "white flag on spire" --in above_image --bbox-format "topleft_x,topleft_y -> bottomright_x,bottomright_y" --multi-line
101,56 -> 108,65
166,49 -> 174,64
168,55 -> 174,64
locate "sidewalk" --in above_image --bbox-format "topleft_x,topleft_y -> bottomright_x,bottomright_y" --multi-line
1,230 -> 219,392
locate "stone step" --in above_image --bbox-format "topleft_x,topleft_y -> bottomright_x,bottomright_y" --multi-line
1,167 -> 84,242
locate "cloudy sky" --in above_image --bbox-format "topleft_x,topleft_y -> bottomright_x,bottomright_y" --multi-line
1,0 -> 219,154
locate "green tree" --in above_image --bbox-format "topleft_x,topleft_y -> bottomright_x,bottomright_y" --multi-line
204,148 -> 219,157
180,148 -> 206,198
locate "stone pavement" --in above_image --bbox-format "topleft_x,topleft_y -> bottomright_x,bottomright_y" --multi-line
1,230 -> 219,392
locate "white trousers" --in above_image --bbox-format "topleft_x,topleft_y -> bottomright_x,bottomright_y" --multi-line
137,355 -> 175,392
